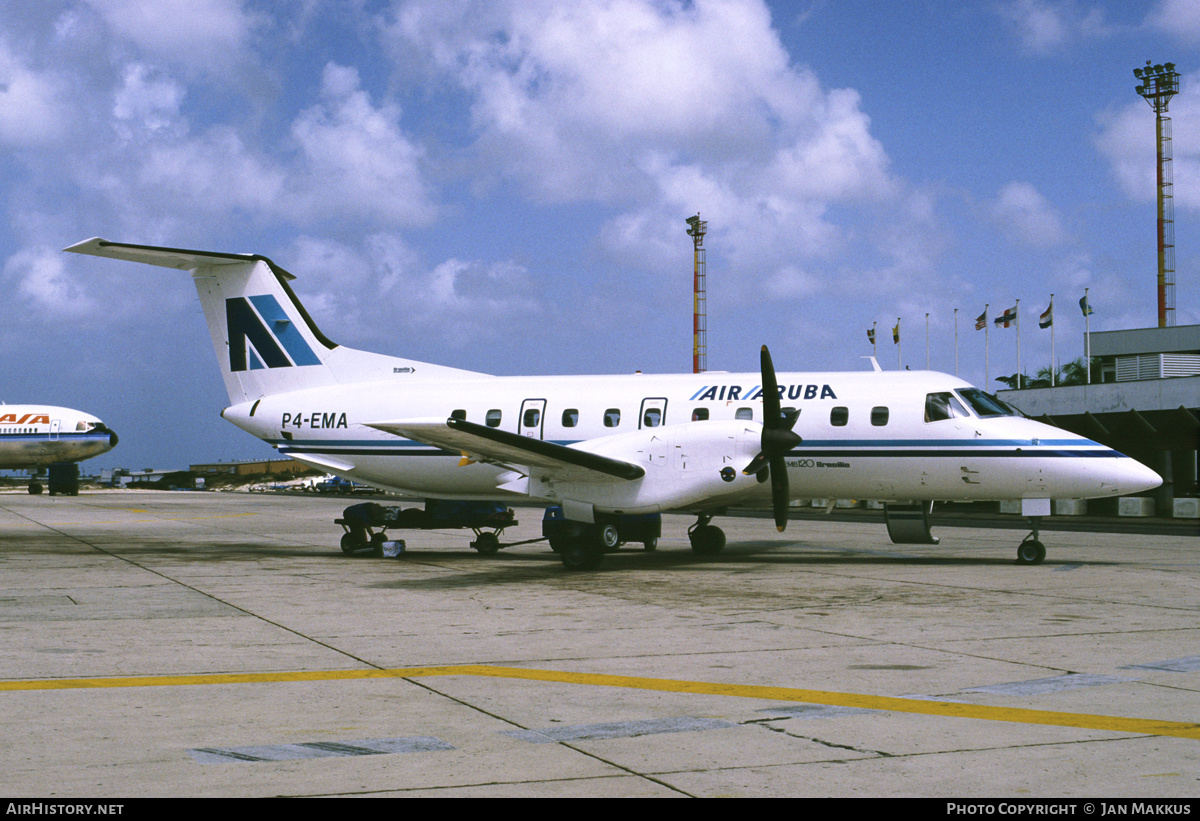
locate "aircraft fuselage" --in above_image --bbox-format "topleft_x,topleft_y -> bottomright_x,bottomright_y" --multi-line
221,368 -> 1156,510
0,406 -> 118,470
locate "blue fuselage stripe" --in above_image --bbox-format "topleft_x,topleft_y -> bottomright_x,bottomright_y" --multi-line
276,438 -> 1126,460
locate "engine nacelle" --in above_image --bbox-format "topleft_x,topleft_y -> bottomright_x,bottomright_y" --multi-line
522,420 -> 767,516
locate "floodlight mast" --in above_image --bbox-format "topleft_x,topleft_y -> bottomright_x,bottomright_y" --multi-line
686,214 -> 708,373
1134,60 -> 1180,327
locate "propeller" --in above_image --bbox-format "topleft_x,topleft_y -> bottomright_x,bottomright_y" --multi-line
742,345 -> 802,531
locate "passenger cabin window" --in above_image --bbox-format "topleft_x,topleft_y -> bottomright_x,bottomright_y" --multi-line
871,406 -> 889,426
523,408 -> 541,428
924,392 -> 969,422
604,409 -> 621,427
735,407 -> 754,421
830,406 -> 849,426
450,409 -> 466,421
562,409 -> 579,427
692,408 -> 709,421
485,409 -> 502,428
643,408 -> 662,427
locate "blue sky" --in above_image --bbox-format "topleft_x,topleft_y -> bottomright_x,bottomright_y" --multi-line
2,0 -> 1199,471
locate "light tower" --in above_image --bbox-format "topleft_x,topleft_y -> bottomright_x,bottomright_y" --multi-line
685,214 -> 707,373
1134,60 -> 1181,327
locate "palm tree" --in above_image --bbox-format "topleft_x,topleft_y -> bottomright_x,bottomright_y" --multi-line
995,358 -> 1094,389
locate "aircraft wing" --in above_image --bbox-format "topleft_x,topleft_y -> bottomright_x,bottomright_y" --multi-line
366,417 -> 646,483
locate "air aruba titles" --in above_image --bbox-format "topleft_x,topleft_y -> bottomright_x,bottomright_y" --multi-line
689,383 -> 838,402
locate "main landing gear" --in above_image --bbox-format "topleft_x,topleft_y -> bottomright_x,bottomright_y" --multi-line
547,509 -> 661,570
557,516 -> 724,570
558,523 -> 620,571
687,514 -> 725,556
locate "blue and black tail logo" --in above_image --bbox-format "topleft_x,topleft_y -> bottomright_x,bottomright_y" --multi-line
227,295 -> 321,372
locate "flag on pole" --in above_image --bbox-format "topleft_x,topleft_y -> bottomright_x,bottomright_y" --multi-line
867,327 -> 875,345
975,309 -> 987,330
994,305 -> 1017,328
892,321 -> 900,344
1039,298 -> 1053,329
1079,294 -> 1094,316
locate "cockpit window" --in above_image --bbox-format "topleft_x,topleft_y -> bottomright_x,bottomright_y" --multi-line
924,392 -> 970,422
955,388 -> 1022,418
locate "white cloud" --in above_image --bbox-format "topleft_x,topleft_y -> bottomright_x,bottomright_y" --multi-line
137,127 -> 287,211
67,61 -> 433,235
112,63 -> 186,140
0,41 -> 71,146
387,0 -> 895,296
289,64 -> 437,226
1147,0 -> 1200,44
991,181 -> 1069,247
81,0 -> 259,77
282,233 -> 539,351
995,0 -> 1111,55
4,247 -> 96,318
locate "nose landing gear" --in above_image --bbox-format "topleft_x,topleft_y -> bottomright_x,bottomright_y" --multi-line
1016,519 -> 1046,565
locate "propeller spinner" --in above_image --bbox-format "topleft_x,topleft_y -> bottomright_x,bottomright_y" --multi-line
742,345 -> 802,531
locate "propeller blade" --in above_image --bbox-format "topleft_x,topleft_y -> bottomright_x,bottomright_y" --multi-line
754,345 -> 801,531
760,345 -> 781,428
770,455 -> 790,531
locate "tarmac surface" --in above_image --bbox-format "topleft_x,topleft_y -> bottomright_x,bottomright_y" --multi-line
1,489 -> 1197,798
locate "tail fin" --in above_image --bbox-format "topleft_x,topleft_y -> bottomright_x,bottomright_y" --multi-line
65,238 -> 479,405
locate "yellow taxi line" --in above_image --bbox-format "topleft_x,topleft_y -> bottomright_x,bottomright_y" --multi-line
3,664 -> 1197,740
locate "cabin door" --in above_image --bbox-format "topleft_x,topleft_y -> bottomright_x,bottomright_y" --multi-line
519,399 -> 547,439
639,397 -> 668,429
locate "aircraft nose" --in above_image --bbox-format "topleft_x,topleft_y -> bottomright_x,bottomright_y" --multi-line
95,424 -> 119,449
1105,456 -> 1162,497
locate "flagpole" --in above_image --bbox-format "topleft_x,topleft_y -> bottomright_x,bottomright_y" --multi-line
1015,298 -> 1021,388
1084,288 -> 1091,385
950,309 -> 960,376
985,303 -> 990,387
896,318 -> 902,370
872,321 -> 877,359
925,313 -> 930,369
1050,294 -> 1055,387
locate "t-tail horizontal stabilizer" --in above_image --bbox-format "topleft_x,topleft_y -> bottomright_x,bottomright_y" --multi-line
65,238 -> 483,406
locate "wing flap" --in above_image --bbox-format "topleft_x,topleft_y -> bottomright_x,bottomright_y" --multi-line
366,417 -> 645,483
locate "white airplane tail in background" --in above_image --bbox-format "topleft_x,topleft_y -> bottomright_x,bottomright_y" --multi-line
66,239 -> 480,405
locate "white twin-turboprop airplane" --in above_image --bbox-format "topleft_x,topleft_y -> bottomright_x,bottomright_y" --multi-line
0,404 -> 118,493
66,238 -> 1161,568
